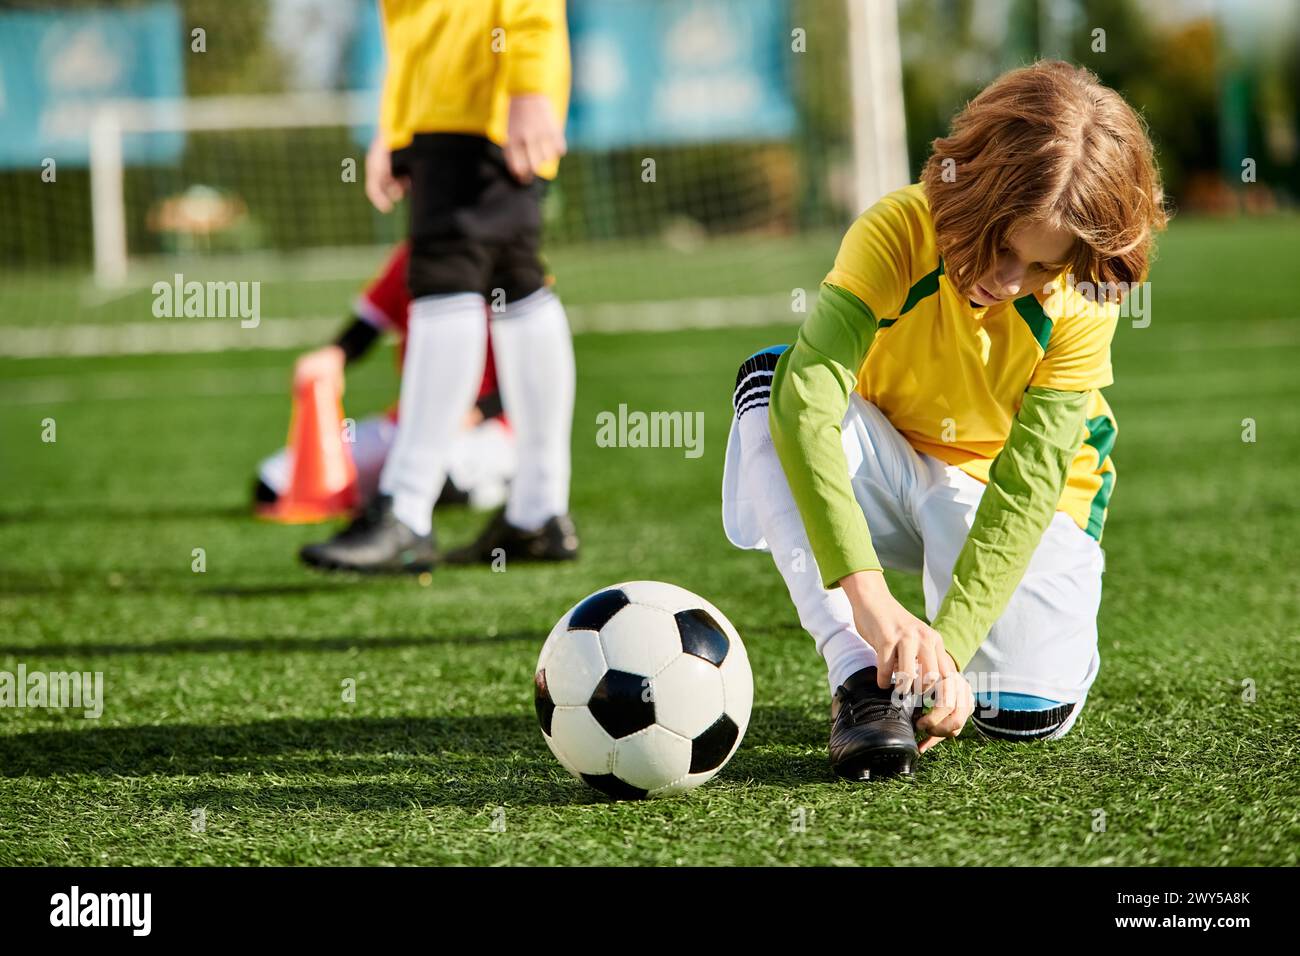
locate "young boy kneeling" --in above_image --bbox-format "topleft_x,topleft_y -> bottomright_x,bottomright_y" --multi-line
722,61 -> 1166,780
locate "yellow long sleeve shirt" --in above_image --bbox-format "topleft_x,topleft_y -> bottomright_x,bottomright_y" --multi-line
379,0 -> 570,179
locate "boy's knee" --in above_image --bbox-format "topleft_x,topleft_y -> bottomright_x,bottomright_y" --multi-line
971,694 -> 1081,742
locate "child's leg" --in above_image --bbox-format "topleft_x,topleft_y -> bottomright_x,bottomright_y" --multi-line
723,347 -> 928,693
913,463 -> 1103,740
489,286 -> 574,529
377,292 -> 489,535
375,140 -> 511,537
732,396 -> 871,694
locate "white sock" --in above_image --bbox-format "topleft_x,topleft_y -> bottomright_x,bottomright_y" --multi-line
378,293 -> 488,536
736,407 -> 877,694
490,287 -> 574,531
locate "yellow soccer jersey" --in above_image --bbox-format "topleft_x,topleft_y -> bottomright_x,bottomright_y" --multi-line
379,0 -> 570,179
825,184 -> 1119,538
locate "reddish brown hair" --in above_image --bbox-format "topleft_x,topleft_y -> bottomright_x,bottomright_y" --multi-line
920,60 -> 1168,296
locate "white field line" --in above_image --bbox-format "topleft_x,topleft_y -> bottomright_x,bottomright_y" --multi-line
1,300 -> 1296,360
0,317 -> 339,358
0,295 -> 798,359
0,366 -> 296,406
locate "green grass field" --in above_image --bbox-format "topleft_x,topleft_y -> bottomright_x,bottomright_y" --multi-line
1,217 -> 1298,866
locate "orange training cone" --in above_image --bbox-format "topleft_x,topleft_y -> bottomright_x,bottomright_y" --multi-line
258,377 -> 358,524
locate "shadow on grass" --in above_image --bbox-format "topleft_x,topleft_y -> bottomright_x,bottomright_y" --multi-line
0,502 -> 252,525
0,566 -> 564,600
0,570 -> 367,599
0,706 -> 835,804
0,630 -> 538,658
181,775 -> 607,811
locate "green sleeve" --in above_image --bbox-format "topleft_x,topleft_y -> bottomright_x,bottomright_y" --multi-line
769,283 -> 881,587
932,386 -> 1090,668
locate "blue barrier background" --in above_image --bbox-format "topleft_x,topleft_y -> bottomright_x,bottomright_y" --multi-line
0,0 -> 795,167
0,2 -> 184,168
347,0 -> 797,150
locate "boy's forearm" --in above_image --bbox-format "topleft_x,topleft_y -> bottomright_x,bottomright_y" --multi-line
932,387 -> 1091,668
768,283 -> 882,587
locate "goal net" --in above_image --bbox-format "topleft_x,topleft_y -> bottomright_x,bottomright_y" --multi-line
0,0 -> 907,345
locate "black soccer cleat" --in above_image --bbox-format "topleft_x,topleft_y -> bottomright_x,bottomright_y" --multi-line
446,509 -> 579,565
299,494 -> 436,574
829,666 -> 920,782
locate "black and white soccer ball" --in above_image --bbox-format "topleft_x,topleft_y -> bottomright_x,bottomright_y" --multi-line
534,581 -> 753,799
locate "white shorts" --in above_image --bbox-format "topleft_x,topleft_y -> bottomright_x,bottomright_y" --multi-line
723,391 -> 1103,706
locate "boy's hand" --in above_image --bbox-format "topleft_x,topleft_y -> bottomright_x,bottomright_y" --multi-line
916,652 -> 975,752
504,94 -> 567,184
840,570 -> 974,749
365,133 -> 408,213
294,345 -> 346,396
840,569 -> 946,695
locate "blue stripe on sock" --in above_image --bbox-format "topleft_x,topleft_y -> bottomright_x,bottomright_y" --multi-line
975,692 -> 1064,712
746,344 -> 788,361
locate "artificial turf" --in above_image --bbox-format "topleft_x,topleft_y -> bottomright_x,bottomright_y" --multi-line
0,216 -> 1297,865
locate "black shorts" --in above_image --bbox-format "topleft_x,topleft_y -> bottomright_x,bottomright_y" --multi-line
391,133 -> 547,303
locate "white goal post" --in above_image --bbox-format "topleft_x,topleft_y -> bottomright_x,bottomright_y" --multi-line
85,1 -> 909,291
89,91 -> 376,287
846,0 -> 910,212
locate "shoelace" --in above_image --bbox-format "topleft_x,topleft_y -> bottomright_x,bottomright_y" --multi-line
844,693 -> 904,727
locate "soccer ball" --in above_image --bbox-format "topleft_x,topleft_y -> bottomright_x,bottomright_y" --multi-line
534,581 -> 753,799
